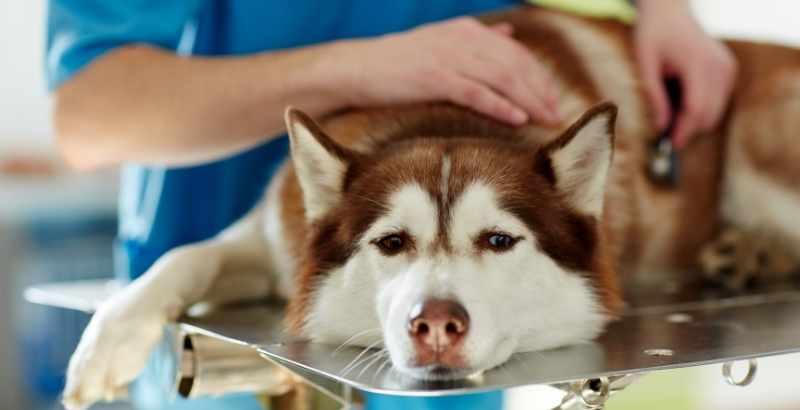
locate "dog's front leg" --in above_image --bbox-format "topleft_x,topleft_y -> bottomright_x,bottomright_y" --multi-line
63,207 -> 272,410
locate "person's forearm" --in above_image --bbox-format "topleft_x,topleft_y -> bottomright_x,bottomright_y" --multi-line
54,42 -> 351,169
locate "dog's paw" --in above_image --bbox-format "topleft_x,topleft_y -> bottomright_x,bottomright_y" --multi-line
699,227 -> 797,291
62,304 -> 165,410
699,227 -> 755,290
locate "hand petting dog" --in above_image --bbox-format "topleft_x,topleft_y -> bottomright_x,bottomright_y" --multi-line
333,17 -> 563,127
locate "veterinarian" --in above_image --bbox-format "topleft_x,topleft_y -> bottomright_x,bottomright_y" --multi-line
47,0 -> 735,409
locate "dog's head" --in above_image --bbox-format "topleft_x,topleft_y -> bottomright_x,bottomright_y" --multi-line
284,103 -> 621,380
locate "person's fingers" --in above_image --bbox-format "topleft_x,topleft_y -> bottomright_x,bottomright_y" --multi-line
462,30 -> 561,124
671,67 -> 707,148
457,52 -> 560,126
636,45 -> 670,131
508,51 -> 562,122
700,55 -> 737,132
388,17 -> 564,126
509,56 -> 561,124
489,22 -> 514,36
437,72 -> 528,125
701,71 -> 728,131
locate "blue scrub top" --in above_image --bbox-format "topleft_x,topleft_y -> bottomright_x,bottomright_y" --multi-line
47,1 -> 516,409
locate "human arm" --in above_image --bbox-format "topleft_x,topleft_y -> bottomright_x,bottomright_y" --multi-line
54,18 -> 561,170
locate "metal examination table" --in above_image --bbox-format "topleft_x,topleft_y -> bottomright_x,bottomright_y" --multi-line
26,277 -> 800,409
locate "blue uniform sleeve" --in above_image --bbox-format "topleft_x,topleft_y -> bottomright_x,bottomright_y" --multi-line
45,0 -> 204,90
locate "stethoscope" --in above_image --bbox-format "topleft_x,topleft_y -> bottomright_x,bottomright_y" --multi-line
647,77 -> 682,187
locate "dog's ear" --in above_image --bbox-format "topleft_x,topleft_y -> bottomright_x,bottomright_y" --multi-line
285,107 -> 354,221
537,102 -> 617,218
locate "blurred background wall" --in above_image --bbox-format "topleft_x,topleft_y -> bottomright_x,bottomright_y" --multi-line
1,1 -> 799,410
0,0 -> 52,156
1,1 -> 118,409
1,1 -> 51,407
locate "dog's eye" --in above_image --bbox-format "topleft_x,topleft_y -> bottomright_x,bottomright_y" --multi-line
484,232 -> 519,252
374,233 -> 408,255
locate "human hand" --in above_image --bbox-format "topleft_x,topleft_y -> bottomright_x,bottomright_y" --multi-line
635,0 -> 737,148
331,17 -> 562,126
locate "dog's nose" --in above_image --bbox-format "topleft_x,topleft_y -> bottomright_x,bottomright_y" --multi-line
408,299 -> 470,355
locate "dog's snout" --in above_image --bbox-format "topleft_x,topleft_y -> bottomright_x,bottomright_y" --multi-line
408,298 -> 469,362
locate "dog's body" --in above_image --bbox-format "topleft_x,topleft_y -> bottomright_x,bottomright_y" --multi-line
64,7 -> 800,409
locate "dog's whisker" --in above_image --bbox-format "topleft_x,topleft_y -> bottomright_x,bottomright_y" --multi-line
331,328 -> 382,357
373,356 -> 393,381
357,349 -> 389,378
341,355 -> 372,378
340,353 -> 371,377
340,339 -> 384,376
345,348 -> 387,378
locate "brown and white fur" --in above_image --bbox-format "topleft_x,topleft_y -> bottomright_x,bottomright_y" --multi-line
63,6 -> 800,409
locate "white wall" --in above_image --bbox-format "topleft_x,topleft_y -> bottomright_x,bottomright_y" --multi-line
0,0 -> 53,155
692,0 -> 800,46
0,2 -> 51,406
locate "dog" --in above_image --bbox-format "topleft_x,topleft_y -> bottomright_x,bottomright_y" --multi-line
63,6 -> 800,409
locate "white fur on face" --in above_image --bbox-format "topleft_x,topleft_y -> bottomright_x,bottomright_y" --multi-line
303,184 -> 439,348
306,181 -> 607,379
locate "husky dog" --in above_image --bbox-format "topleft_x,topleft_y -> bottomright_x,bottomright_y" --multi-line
63,6 -> 800,409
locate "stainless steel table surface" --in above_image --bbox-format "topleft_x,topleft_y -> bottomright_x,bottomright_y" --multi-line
26,277 -> 800,396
